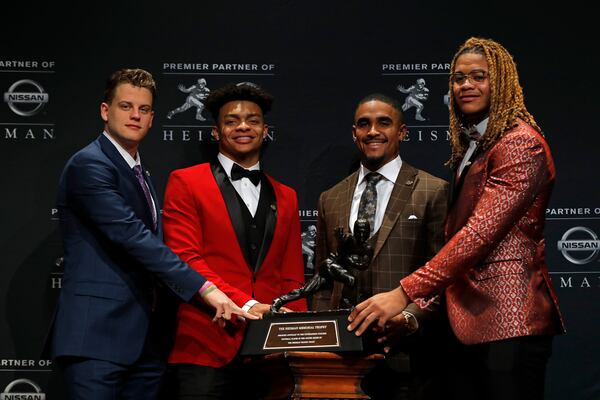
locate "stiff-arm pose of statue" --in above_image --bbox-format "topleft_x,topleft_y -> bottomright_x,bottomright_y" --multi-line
271,219 -> 373,312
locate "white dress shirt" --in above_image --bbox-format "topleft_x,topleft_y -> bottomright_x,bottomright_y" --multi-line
217,153 -> 262,311
217,153 -> 261,217
349,155 -> 402,234
457,117 -> 489,177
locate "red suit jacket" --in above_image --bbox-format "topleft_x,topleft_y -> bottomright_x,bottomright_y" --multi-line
401,120 -> 565,344
163,162 -> 307,367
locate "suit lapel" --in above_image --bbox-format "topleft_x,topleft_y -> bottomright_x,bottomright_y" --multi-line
255,176 -> 277,272
340,172 -> 359,233
98,134 -> 156,231
373,162 -> 418,259
99,134 -> 134,182
449,168 -> 458,210
210,162 -> 249,266
455,143 -> 484,189
327,172 -> 359,310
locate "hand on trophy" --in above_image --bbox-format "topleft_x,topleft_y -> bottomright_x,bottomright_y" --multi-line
202,288 -> 259,328
372,313 -> 417,353
248,303 -> 274,319
347,286 -> 410,336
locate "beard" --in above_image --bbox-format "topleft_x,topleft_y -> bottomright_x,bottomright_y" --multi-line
362,154 -> 385,171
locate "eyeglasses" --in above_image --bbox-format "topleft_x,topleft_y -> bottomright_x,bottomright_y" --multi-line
449,70 -> 488,85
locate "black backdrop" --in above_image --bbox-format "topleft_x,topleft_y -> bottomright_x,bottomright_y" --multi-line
1,2 -> 599,398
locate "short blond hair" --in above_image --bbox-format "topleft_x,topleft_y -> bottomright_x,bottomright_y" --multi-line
103,68 -> 156,104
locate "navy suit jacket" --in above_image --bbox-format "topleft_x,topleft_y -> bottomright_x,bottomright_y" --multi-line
50,134 -> 205,365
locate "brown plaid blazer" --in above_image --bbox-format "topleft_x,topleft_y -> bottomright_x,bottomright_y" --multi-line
312,162 -> 448,322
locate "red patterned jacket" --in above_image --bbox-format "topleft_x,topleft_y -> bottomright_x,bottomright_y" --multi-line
401,120 -> 565,344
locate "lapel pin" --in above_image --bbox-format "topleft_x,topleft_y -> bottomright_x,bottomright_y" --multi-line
270,204 -> 277,211
405,179 -> 414,186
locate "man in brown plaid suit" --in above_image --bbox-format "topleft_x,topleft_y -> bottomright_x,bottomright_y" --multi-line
312,93 -> 450,400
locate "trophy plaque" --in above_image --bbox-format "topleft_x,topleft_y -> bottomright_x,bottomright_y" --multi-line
239,309 -> 364,355
240,220 -> 375,356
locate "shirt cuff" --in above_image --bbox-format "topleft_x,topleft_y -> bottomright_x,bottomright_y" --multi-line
242,299 -> 259,312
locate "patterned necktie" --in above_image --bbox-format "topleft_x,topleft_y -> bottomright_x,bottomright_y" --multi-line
463,125 -> 481,141
230,163 -> 262,186
133,165 -> 157,230
357,172 -> 384,236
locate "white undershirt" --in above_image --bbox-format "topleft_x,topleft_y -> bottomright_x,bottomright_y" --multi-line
217,153 -> 262,312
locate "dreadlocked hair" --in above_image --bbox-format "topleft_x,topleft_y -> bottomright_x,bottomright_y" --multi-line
447,37 -> 542,167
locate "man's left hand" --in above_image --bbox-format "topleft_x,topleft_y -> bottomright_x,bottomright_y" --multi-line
372,313 -> 414,354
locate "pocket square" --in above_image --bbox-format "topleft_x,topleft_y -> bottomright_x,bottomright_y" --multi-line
408,215 -> 418,220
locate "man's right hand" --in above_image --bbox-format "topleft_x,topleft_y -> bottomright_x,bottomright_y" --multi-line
203,288 -> 258,327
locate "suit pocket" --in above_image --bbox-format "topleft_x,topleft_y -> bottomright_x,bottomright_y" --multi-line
472,259 -> 525,281
74,281 -> 129,301
395,216 -> 422,233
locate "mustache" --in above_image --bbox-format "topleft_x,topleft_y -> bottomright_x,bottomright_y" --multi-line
363,137 -> 387,144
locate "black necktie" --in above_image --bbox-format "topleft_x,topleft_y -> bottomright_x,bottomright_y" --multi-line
231,163 -> 262,186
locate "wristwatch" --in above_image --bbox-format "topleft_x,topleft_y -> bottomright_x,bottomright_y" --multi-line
401,310 -> 419,335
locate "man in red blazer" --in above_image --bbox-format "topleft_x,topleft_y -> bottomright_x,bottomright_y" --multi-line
162,82 -> 307,399
348,38 -> 565,400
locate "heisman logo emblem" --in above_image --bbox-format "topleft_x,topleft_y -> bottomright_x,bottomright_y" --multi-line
167,78 -> 210,121
397,78 -> 429,121
301,224 -> 317,271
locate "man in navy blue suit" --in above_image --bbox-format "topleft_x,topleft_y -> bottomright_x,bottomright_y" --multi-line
50,68 -> 255,400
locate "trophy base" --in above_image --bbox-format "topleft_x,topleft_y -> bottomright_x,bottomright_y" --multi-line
239,309 -> 369,356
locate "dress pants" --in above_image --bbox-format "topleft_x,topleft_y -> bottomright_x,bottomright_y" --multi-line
168,359 -> 263,400
448,335 -> 554,400
58,301 -> 171,400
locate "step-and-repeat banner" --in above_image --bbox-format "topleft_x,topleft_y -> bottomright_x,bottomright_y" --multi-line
1,3 -> 598,399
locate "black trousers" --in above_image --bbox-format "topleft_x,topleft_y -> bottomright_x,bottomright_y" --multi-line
166,360 -> 263,400
448,335 -> 554,400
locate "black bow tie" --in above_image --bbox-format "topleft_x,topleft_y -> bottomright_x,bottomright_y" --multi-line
231,163 -> 262,186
